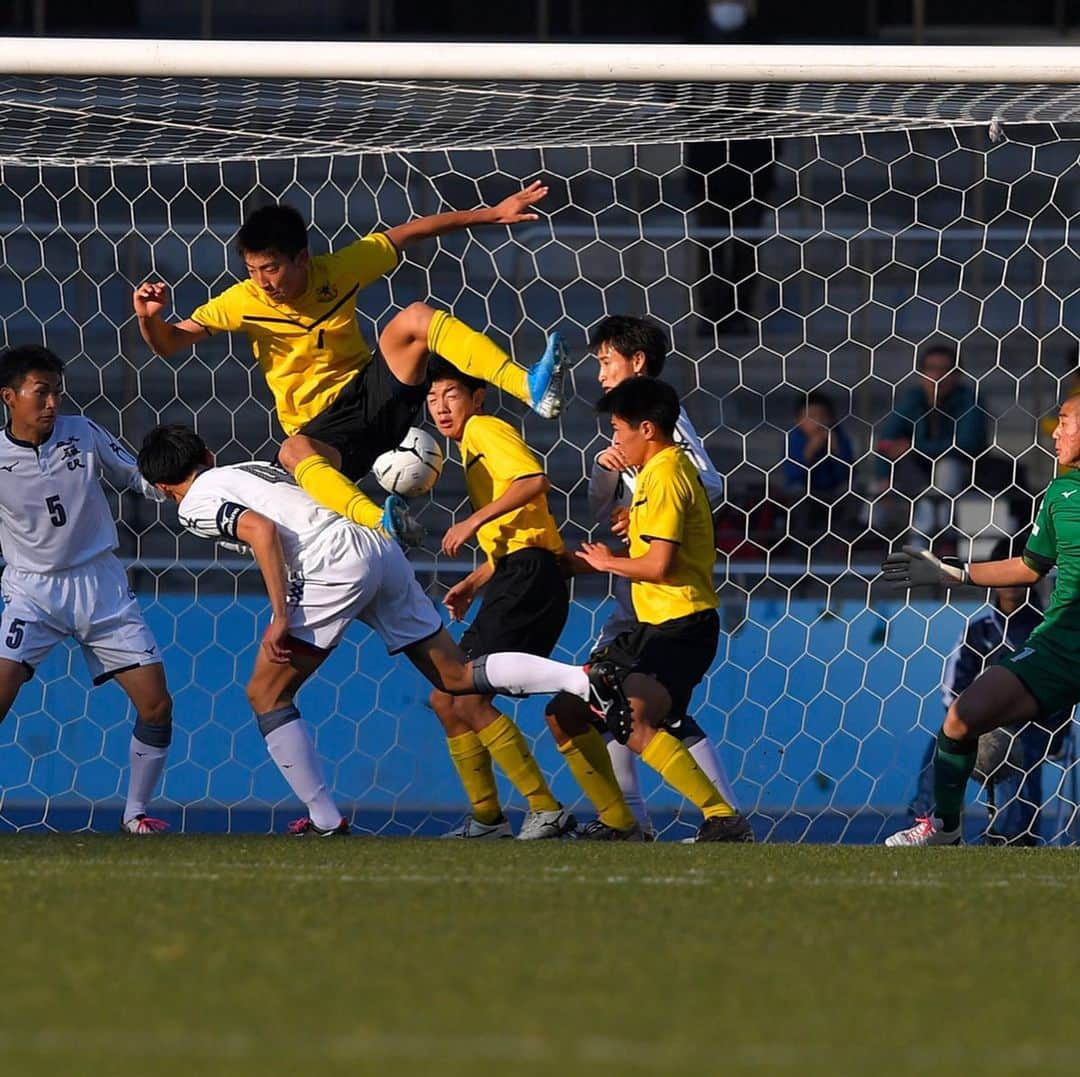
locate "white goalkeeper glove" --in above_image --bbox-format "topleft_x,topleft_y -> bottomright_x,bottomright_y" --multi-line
881,545 -> 969,588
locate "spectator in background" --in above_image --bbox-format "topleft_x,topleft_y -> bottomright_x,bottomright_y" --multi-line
906,539 -> 1072,846
685,0 -> 776,337
782,391 -> 854,501
779,391 -> 856,538
874,344 -> 988,544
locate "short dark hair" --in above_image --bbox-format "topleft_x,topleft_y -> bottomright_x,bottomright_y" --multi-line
596,377 -> 679,438
0,345 -> 63,390
427,356 -> 485,394
801,390 -> 838,421
138,424 -> 209,485
920,342 -> 958,368
589,315 -> 668,377
236,204 -> 308,260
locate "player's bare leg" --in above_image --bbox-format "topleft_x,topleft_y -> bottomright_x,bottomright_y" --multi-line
246,640 -> 348,836
0,658 -> 31,723
113,663 -> 172,833
886,665 -> 1038,847
380,301 -> 566,418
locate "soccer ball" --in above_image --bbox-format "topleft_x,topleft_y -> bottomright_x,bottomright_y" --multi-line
372,427 -> 444,498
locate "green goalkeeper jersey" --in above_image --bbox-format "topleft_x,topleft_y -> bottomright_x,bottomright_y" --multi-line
1023,469 -> 1080,653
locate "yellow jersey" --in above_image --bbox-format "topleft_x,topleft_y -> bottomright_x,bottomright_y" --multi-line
628,445 -> 719,625
190,233 -> 399,435
460,414 -> 564,565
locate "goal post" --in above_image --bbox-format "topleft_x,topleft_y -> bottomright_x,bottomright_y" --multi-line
0,41 -> 1077,842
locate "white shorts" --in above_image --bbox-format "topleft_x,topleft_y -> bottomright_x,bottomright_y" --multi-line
286,526 -> 443,653
0,553 -> 160,685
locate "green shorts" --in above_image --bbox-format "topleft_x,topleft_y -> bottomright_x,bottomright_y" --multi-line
997,637 -> 1080,717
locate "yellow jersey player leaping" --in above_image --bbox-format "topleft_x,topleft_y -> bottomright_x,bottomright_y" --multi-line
132,184 -> 566,544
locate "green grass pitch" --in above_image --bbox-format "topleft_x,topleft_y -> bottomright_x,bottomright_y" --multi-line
1,836 -> 1077,1076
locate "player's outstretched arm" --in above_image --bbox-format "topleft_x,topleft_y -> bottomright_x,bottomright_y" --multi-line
133,283 -> 209,358
384,180 -> 547,252
576,537 -> 675,583
882,546 -> 1043,589
234,510 -> 291,663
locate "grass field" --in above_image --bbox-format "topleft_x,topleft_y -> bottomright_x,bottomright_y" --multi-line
1,837 -> 1077,1077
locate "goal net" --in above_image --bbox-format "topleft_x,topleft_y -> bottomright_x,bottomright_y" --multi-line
1,42 -> 1078,842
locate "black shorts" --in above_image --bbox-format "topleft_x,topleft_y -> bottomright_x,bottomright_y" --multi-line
295,350 -> 428,481
460,548 -> 569,661
592,608 -> 720,720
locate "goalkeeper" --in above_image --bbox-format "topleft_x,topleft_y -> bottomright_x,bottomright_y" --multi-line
132,185 -> 566,543
881,395 -> 1080,847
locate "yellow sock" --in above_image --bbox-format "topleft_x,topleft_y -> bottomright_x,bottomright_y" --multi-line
477,713 -> 559,813
446,731 -> 502,825
428,309 -> 530,404
294,454 -> 382,529
641,730 -> 734,819
558,730 -> 636,831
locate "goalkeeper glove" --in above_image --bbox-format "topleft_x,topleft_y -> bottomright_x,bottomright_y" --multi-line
881,545 -> 969,588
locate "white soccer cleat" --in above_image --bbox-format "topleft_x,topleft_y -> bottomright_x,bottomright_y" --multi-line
120,814 -> 169,835
441,815 -> 513,839
516,806 -> 577,840
884,814 -> 962,847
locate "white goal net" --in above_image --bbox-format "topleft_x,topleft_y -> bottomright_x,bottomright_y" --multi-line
0,43 -> 1078,841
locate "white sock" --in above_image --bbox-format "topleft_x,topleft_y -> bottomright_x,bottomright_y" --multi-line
124,738 -> 168,823
479,652 -> 590,700
606,737 -> 651,828
264,721 -> 342,831
687,738 -> 739,811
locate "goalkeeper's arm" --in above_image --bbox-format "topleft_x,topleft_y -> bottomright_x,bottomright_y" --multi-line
882,546 -> 1045,589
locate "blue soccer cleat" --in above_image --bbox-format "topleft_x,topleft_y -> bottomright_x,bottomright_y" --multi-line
380,494 -> 425,549
527,331 -> 568,419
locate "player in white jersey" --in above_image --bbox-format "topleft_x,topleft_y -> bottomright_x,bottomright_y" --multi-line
0,346 -> 172,834
137,424 -> 634,836
546,316 -> 738,839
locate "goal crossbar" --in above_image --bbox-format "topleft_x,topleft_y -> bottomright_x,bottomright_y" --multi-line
1,39 -> 1078,84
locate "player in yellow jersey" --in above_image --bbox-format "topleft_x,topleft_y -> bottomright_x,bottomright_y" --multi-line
565,377 -> 754,842
132,186 -> 566,543
425,358 -> 576,839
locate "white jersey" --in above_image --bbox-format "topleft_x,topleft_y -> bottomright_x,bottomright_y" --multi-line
0,415 -> 162,575
177,462 -> 442,652
587,406 -> 724,647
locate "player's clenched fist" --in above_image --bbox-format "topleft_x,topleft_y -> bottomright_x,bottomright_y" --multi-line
133,282 -> 170,319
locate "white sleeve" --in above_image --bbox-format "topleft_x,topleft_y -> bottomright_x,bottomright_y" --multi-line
86,420 -> 165,503
178,479 -> 249,544
674,409 -> 724,510
588,457 -> 622,525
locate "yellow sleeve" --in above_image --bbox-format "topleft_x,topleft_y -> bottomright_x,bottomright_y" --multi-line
469,417 -> 545,484
190,284 -> 247,334
328,233 -> 400,288
636,463 -> 689,544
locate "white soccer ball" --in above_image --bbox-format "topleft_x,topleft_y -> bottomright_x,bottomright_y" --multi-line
372,427 -> 444,498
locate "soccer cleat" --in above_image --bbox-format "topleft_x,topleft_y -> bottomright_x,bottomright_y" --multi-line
884,814 -> 962,847
586,660 -> 634,745
119,814 -> 169,835
441,815 -> 513,839
527,331 -> 568,419
287,816 -> 350,837
692,812 -> 755,843
380,494 -> 425,549
576,818 -> 646,842
516,806 -> 577,840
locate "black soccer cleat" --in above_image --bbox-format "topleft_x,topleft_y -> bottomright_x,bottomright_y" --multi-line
692,812 -> 755,844
287,816 -> 351,837
586,660 -> 634,744
576,818 -> 647,842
